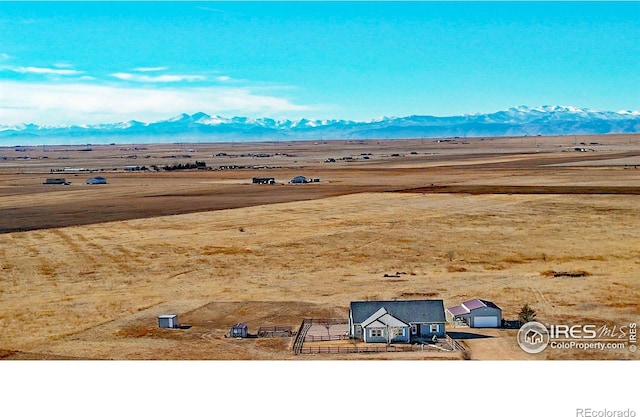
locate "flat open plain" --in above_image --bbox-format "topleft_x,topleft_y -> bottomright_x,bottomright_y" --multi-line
1,135 -> 639,360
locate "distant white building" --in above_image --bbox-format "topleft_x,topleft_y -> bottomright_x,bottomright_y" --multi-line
290,176 -> 319,184
86,176 -> 107,185
43,178 -> 70,185
158,314 -> 179,329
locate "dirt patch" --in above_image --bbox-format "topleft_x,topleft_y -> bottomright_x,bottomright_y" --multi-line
541,270 -> 590,278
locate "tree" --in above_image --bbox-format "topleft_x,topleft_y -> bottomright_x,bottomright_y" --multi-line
386,325 -> 393,345
518,303 -> 537,324
323,318 -> 332,339
386,325 -> 403,345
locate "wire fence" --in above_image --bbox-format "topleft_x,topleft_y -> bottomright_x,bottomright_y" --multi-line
294,318 -> 458,355
257,326 -> 293,338
304,334 -> 349,342
303,318 -> 348,326
445,334 -> 465,351
298,344 -> 427,355
292,318 -> 348,354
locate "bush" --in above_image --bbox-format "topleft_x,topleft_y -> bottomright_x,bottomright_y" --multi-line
518,303 -> 537,324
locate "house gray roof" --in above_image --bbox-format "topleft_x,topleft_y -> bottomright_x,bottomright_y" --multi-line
361,307 -> 409,328
461,299 -> 501,311
350,300 -> 446,324
446,305 -> 469,316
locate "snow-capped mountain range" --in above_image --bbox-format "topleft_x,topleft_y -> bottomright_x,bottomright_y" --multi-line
2,105 -> 639,145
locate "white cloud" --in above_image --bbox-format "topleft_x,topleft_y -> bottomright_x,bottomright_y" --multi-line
0,53 -> 12,60
132,66 -> 168,72
0,81 -> 312,125
8,66 -> 83,76
110,72 -> 206,83
216,75 -> 231,82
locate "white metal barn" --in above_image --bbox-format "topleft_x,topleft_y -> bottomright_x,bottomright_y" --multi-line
445,299 -> 502,328
158,314 -> 179,329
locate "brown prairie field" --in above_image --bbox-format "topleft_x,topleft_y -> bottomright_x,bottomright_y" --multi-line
0,135 -> 639,360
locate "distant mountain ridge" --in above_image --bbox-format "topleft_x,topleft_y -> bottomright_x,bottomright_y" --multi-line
2,105 -> 640,145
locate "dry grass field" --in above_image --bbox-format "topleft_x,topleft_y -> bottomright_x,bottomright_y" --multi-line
1,134 -> 639,360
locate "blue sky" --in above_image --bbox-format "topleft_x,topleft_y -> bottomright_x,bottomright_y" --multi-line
1,1 -> 639,125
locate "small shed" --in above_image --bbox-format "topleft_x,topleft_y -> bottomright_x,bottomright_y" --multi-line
86,176 -> 107,185
230,322 -> 248,338
158,314 -> 179,329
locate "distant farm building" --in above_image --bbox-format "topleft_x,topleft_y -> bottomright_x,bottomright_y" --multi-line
445,299 -> 502,328
252,177 -> 276,184
230,323 -> 248,338
289,176 -> 319,184
158,314 -> 179,329
124,165 -> 141,171
43,178 -> 70,185
86,176 -> 107,185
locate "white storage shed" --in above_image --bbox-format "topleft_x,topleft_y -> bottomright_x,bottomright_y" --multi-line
158,314 -> 179,329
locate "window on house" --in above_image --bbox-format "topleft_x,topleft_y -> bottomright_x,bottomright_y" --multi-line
395,327 -> 404,337
370,328 -> 383,337
430,324 -> 439,333
411,324 -> 417,335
